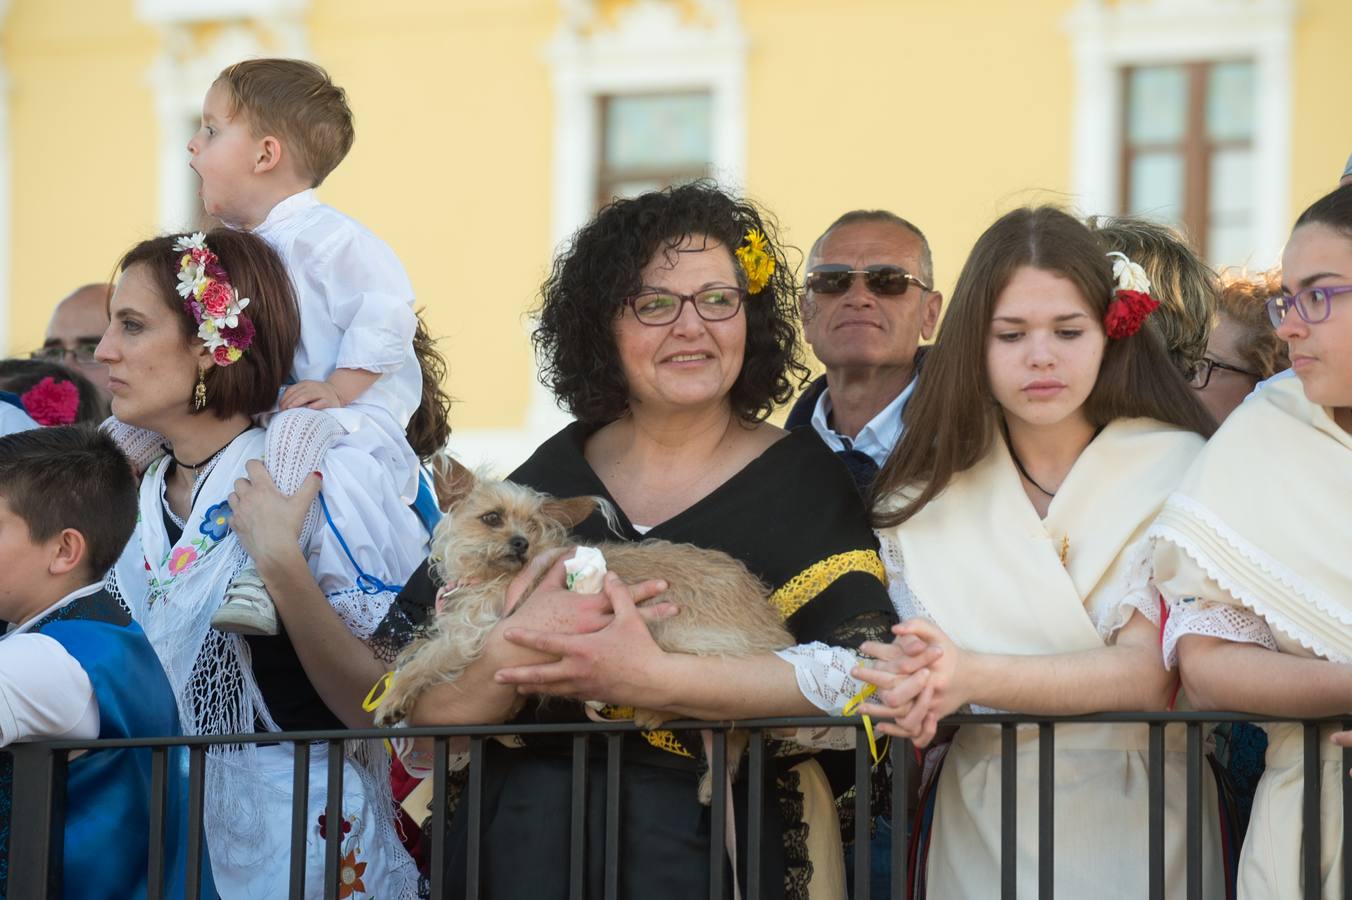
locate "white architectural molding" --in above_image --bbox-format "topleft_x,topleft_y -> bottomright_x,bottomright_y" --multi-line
1065,0 -> 1296,267
137,7 -> 308,232
449,0 -> 749,470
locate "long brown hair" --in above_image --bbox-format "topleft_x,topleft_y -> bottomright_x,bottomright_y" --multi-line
871,206 -> 1215,528
405,309 -> 453,459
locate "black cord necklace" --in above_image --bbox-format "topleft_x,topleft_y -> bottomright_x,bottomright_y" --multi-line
1002,421 -> 1106,500
161,423 -> 253,472
1008,442 -> 1058,498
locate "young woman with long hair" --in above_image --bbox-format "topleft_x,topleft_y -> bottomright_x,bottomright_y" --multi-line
854,206 -> 1223,898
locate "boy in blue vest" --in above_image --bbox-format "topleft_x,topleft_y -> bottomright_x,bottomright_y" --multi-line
0,425 -> 212,898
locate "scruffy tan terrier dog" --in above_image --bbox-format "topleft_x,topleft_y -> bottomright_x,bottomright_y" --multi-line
374,469 -> 793,802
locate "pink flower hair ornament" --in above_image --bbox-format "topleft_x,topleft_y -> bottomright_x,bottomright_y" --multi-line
20,376 -> 80,426
173,233 -> 255,366
1104,251 -> 1160,340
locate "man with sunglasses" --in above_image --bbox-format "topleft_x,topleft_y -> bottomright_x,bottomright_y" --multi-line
786,210 -> 942,491
39,284 -> 111,398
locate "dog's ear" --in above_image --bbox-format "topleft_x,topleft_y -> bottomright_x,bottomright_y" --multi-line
431,455 -> 476,511
541,495 -> 601,529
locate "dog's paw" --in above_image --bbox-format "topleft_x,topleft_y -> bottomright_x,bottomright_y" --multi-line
631,707 -> 668,730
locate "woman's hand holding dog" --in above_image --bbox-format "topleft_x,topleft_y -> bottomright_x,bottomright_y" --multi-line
496,567 -> 676,707
853,620 -> 963,748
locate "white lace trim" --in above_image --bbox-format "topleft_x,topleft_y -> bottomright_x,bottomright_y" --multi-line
1089,536 -> 1161,642
1150,496 -> 1352,663
876,529 -> 937,623
100,417 -> 167,475
1160,597 -> 1277,670
774,641 -> 866,715
326,585 -> 396,643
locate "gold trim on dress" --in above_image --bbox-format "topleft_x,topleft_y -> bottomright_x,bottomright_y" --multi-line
770,549 -> 887,620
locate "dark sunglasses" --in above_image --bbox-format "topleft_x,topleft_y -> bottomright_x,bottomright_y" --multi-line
805,264 -> 932,296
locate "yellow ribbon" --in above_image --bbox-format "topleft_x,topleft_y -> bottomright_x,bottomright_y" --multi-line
363,671 -> 393,712
363,672 -> 395,755
843,683 -> 881,764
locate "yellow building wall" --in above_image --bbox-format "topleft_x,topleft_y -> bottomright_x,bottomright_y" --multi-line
1290,0 -> 1352,218
1,0 -> 1341,436
4,0 -> 160,354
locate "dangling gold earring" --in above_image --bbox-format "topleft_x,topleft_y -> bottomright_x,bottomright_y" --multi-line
193,368 -> 207,410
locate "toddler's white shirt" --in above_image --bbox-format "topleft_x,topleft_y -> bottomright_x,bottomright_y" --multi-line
0,582 -> 102,747
253,189 -> 422,430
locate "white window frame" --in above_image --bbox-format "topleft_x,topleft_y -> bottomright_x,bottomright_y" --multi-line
1065,0 -> 1295,267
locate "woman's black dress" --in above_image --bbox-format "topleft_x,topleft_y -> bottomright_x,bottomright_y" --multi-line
379,424 -> 895,899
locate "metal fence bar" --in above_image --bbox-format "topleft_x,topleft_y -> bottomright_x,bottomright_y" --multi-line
288,741 -> 311,899
185,744 -> 206,900
1148,723 -> 1165,900
708,730 -> 727,900
1303,724 -> 1322,900
11,710 -> 1352,900
746,729 -> 765,900
1343,720 -> 1351,900
603,733 -> 623,900
1186,723 -> 1202,900
855,733 -> 873,900
1001,723 -> 1017,900
7,744 -> 66,900
146,746 -> 168,900
1038,722 -> 1054,899
891,738 -> 909,900
465,737 -> 484,900
570,734 -> 589,900
428,738 -> 450,900
323,740 -> 344,900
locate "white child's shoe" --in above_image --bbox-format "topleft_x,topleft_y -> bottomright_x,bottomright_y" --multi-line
210,568 -> 280,636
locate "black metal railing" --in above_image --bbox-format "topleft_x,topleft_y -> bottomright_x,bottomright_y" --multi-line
6,712 -> 1351,900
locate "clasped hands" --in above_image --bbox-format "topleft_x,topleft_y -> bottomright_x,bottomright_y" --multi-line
852,620 -> 968,749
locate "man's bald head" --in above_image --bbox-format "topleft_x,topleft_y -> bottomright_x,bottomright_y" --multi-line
42,283 -> 111,395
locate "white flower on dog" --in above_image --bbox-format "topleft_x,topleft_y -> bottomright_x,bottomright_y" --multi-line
1107,251 -> 1152,294
565,546 -> 608,593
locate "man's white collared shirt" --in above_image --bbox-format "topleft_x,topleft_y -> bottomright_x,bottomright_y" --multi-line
808,377 -> 917,467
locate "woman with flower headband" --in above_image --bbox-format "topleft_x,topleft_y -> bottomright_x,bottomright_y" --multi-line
374,182 -> 897,898
1153,184 -> 1352,898
853,207 -> 1222,898
95,229 -> 423,898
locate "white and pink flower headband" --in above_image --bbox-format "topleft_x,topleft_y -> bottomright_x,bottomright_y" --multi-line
173,233 -> 255,366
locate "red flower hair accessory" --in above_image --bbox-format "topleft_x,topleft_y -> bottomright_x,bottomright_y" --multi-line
1104,251 -> 1159,340
173,233 -> 255,366
20,376 -> 80,426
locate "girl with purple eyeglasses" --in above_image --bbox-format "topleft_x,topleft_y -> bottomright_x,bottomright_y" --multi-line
1153,183 -> 1352,899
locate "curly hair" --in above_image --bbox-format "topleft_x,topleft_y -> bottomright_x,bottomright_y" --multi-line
1216,267 -> 1290,379
1086,215 -> 1219,379
532,181 -> 809,425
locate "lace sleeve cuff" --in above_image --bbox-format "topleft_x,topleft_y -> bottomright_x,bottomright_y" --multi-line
775,641 -> 867,715
1161,597 -> 1277,670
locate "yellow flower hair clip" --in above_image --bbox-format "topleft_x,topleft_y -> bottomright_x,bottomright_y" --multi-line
735,229 -> 774,295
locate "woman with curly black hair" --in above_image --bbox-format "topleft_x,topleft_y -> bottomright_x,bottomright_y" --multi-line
396,182 -> 898,898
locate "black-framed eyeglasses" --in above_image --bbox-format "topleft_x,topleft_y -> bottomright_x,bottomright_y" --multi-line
1265,284 -> 1352,328
804,264 -> 932,297
624,286 -> 747,326
1189,356 -> 1259,390
31,341 -> 101,366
